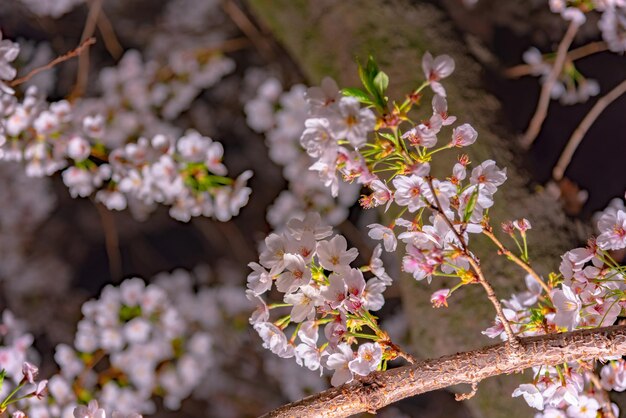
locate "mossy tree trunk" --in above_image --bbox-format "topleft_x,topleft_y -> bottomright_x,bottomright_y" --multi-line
243,1 -> 586,417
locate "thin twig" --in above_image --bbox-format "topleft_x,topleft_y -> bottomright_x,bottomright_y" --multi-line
260,325 -> 626,418
192,37 -> 251,60
521,21 -> 580,148
221,0 -> 274,62
552,78 -> 626,181
94,202 -> 123,282
8,38 -> 96,87
466,255 -> 521,351
425,177 -> 468,250
97,10 -> 124,59
587,370 -> 617,418
505,40 -> 608,79
70,0 -> 103,100
482,227 -> 551,295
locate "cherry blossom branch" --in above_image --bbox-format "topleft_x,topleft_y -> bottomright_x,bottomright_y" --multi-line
504,41 -> 608,79
521,21 -> 580,148
552,77 -> 626,181
8,37 -> 96,87
424,178 -> 519,349
481,226 -> 551,295
260,325 -> 626,418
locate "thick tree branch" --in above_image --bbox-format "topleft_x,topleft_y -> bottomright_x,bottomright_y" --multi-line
260,325 -> 626,418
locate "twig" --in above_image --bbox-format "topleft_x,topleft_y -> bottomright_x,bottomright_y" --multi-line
482,227 -> 551,295
586,370 -> 617,418
8,38 -> 96,87
504,41 -> 608,79
195,37 -> 251,58
552,78 -> 626,181
94,202 -> 123,282
97,10 -> 124,59
465,255 -> 521,351
221,0 -> 275,62
521,21 -> 580,149
425,177 -> 468,250
424,178 -> 519,349
260,325 -> 626,418
70,0 -> 103,100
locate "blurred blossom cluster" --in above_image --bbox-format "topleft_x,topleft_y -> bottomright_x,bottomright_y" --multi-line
243,72 -> 360,228
0,33 -> 251,223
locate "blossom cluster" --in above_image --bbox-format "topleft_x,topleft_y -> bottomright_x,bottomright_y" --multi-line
297,53 -> 510,300
247,49 -> 626,418
243,72 -> 359,228
480,200 -> 626,416
522,47 -> 600,106
516,0 -> 626,107
248,213 -> 395,386
549,0 -> 626,36
0,265 -> 262,417
0,32 -> 251,222
249,52 -> 518,388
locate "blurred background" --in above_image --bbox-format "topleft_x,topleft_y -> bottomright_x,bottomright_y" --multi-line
0,0 -> 625,417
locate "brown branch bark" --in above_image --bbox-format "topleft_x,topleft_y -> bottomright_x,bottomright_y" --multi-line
552,77 -> 626,181
521,21 -> 580,148
260,325 -> 626,418
8,38 -> 96,87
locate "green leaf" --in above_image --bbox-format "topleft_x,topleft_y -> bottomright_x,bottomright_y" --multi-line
356,56 -> 389,112
462,187 -> 480,223
373,71 -> 389,95
341,87 -> 374,105
378,132 -> 396,142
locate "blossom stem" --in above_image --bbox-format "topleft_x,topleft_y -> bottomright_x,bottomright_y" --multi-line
482,227 -> 551,296
521,233 -> 529,262
398,81 -> 429,113
268,303 -> 292,309
346,332 -> 379,341
0,382 -> 25,409
424,144 -> 452,158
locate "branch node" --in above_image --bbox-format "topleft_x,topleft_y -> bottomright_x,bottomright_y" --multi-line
455,381 -> 479,401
